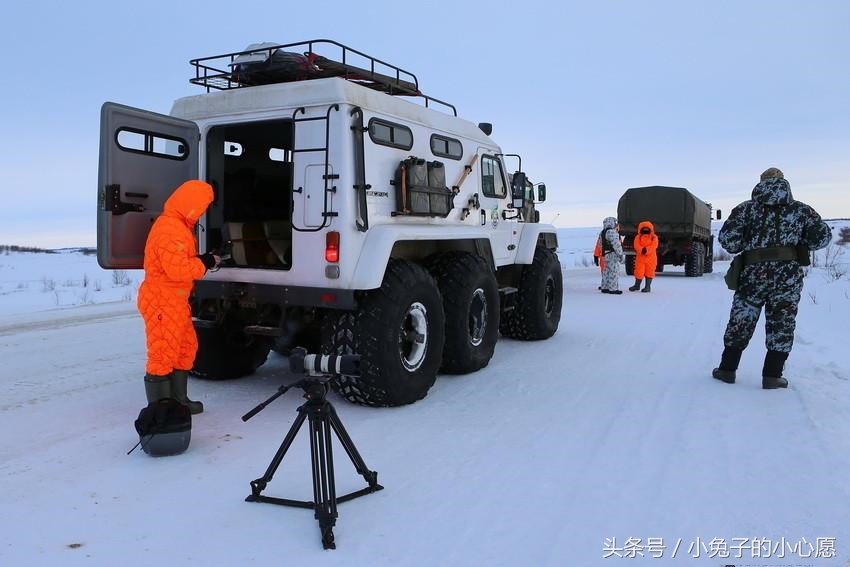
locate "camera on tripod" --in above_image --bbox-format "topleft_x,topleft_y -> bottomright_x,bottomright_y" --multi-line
242,346 -> 382,550
288,347 -> 361,378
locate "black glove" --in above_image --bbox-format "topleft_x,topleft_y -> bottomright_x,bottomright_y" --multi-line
641,247 -> 647,255
198,253 -> 218,269
593,256 -> 599,266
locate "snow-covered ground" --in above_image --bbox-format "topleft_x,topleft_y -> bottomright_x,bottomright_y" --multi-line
1,225 -> 849,566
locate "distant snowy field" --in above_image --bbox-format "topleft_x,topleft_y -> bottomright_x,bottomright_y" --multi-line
2,223 -> 846,315
0,249 -> 139,316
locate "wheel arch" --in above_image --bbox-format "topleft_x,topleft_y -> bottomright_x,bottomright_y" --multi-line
514,226 -> 559,264
348,225 -> 498,289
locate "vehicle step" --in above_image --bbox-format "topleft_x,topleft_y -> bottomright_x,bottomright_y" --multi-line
243,325 -> 283,337
499,287 -> 518,313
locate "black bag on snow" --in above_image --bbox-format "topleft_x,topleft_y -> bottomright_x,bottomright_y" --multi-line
134,398 -> 192,456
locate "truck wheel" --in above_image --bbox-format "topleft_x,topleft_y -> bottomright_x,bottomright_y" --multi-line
501,246 -> 562,340
685,242 -> 705,277
427,252 -> 499,374
322,259 -> 445,407
192,318 -> 272,379
703,247 -> 714,274
704,236 -> 715,274
625,255 -> 635,276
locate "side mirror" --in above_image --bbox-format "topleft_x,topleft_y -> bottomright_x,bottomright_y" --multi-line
511,171 -> 527,208
716,209 -> 722,220
536,183 -> 546,202
478,122 -> 492,136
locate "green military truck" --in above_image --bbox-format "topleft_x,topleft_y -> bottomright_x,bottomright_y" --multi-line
617,186 -> 718,277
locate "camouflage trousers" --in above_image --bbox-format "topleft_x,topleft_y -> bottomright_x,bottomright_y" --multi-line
601,252 -> 622,291
722,287 -> 802,353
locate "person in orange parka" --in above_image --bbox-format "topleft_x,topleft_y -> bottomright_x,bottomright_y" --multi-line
628,220 -> 659,293
137,180 -> 220,414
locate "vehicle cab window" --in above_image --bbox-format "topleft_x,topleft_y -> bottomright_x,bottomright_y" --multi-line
481,155 -> 507,198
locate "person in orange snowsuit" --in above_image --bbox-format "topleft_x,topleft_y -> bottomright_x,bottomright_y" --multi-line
628,220 -> 659,293
137,180 -> 220,414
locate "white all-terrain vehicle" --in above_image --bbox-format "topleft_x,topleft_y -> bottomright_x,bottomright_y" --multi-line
97,40 -> 562,406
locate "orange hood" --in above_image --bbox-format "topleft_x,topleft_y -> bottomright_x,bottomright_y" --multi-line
637,220 -> 655,235
162,180 -> 214,227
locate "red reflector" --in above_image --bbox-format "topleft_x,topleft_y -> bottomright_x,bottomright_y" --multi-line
320,293 -> 337,304
325,231 -> 340,263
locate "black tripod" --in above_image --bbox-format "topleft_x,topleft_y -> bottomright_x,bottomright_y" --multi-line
242,375 -> 383,549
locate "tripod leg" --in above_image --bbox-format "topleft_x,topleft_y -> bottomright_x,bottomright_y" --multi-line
308,408 -> 337,549
248,409 -> 308,497
327,403 -> 381,488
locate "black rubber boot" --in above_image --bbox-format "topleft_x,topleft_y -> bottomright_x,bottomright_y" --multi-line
641,278 -> 653,293
712,346 -> 743,384
144,373 -> 172,403
628,279 -> 642,291
762,350 -> 789,389
171,370 -> 204,414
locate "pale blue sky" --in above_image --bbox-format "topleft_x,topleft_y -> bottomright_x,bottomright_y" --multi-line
1,0 -> 847,247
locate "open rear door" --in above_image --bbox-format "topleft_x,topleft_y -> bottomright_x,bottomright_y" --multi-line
97,102 -> 199,269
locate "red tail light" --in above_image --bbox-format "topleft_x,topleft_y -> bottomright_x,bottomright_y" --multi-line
325,231 -> 340,263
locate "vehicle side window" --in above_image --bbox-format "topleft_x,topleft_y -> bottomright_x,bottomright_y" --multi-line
368,118 -> 413,150
481,155 -> 507,198
430,134 -> 463,160
115,128 -> 189,160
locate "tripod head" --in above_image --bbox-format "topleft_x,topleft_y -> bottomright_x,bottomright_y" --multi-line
241,347 -> 361,422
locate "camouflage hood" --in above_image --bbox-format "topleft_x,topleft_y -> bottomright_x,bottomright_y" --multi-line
751,177 -> 793,206
602,216 -> 618,229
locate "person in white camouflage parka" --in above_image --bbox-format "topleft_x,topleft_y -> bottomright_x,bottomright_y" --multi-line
599,216 -> 625,294
712,167 -> 831,389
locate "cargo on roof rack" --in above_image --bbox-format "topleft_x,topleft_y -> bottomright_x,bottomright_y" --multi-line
189,39 -> 457,116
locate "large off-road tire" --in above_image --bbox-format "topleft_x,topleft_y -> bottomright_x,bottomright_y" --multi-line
703,240 -> 714,274
427,251 -> 499,374
500,246 -> 563,340
685,242 -> 705,277
322,259 -> 445,407
192,318 -> 272,379
625,254 -> 635,276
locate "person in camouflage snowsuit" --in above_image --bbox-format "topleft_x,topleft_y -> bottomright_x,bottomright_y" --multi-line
712,168 -> 831,389
599,216 -> 625,294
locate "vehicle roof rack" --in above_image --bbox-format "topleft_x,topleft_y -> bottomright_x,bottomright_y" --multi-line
190,39 -> 457,116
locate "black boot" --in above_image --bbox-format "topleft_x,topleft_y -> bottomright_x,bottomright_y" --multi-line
171,370 -> 204,414
762,350 -> 789,389
641,278 -> 653,293
628,278 -> 642,291
712,346 -> 743,384
144,373 -> 172,403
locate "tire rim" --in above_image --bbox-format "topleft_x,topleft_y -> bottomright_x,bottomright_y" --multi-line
468,287 -> 487,347
543,275 -> 555,316
399,302 -> 428,371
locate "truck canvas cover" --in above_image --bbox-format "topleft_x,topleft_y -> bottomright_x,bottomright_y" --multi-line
617,186 -> 711,238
